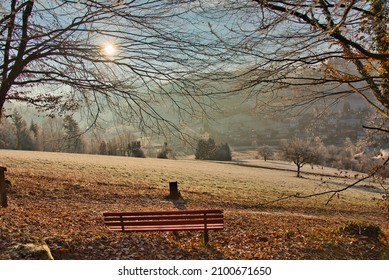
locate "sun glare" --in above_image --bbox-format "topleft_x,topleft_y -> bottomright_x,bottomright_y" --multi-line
102,42 -> 118,57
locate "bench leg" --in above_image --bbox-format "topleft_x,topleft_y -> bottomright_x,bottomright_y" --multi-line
172,231 -> 180,240
203,229 -> 209,246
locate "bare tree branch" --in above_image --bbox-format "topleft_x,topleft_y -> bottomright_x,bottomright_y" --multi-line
0,0 -> 228,135
202,1 -> 389,118
362,125 -> 389,134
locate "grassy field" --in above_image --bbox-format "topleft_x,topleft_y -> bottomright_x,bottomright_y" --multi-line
0,149 -> 388,259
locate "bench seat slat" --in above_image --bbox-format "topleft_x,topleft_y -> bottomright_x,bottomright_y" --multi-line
104,214 -> 223,222
105,218 -> 224,227
103,209 -> 223,217
108,224 -> 224,232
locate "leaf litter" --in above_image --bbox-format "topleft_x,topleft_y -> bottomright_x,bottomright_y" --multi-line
0,150 -> 388,259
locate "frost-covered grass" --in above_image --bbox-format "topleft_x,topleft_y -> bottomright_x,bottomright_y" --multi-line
0,149 -> 388,259
0,149 -> 383,213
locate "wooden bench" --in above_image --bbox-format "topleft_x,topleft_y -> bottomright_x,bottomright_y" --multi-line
103,209 -> 224,245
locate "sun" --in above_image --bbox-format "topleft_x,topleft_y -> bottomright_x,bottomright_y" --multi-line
102,42 -> 118,57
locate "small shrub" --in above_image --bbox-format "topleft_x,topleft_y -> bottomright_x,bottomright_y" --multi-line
157,142 -> 172,159
213,143 -> 232,161
377,193 -> 389,221
157,150 -> 168,159
128,141 -> 145,158
339,222 -> 384,240
286,230 -> 296,239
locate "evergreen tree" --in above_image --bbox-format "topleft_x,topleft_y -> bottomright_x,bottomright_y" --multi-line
11,110 -> 33,150
63,115 -> 82,153
195,138 -> 216,160
99,140 -> 107,155
195,138 -> 232,161
29,120 -> 42,150
0,118 -> 16,149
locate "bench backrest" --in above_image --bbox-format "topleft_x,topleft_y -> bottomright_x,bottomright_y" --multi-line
103,209 -> 224,232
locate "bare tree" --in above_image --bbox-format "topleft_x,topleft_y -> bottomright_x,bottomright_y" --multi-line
1,1 -> 387,131
41,116 -> 65,152
258,144 -> 273,161
205,1 -> 388,117
281,138 -> 318,177
0,0 -> 226,135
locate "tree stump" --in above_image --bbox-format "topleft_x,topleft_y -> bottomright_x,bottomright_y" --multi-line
169,181 -> 180,200
0,166 -> 8,208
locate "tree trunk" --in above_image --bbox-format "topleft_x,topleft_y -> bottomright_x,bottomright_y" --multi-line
0,167 -> 8,208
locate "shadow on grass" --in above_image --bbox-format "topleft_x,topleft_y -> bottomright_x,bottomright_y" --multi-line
48,231 -> 226,260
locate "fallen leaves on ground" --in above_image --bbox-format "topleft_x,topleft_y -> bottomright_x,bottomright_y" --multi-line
0,157 -> 388,260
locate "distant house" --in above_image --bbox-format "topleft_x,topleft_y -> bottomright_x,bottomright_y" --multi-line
373,149 -> 389,161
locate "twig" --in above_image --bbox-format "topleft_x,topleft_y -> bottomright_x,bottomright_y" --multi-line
362,125 -> 389,134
